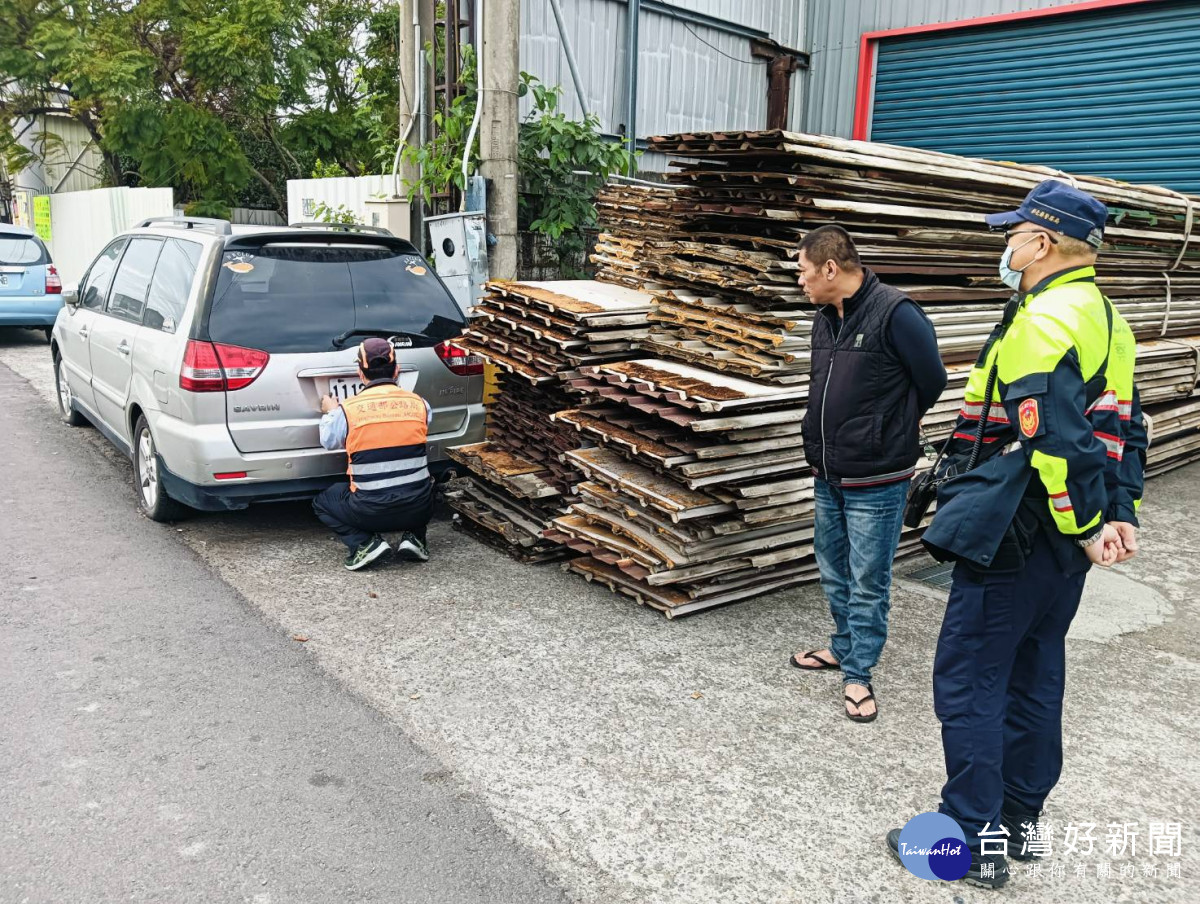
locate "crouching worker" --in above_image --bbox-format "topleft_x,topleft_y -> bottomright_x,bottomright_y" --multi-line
313,337 -> 433,570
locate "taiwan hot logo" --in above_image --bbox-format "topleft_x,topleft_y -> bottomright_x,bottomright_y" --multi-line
896,812 -> 972,882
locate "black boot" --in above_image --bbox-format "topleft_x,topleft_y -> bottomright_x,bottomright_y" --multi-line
886,828 -> 1011,889
1001,798 -> 1046,863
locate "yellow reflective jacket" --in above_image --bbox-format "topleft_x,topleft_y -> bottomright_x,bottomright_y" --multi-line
924,265 -> 1146,569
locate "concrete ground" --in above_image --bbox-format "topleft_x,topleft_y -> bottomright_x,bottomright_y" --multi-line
2,326 -> 1197,904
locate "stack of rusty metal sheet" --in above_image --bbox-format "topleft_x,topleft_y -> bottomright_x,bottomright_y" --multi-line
591,132 -> 1200,378
1145,395 -> 1200,476
543,359 -> 836,616
554,132 -> 1200,614
445,280 -> 657,562
455,279 -> 653,382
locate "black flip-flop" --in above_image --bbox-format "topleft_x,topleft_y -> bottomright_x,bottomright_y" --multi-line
790,649 -> 840,671
845,684 -> 878,723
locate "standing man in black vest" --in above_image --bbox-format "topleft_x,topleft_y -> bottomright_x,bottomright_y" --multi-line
791,225 -> 947,722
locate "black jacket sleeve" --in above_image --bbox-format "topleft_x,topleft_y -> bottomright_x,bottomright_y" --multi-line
889,300 -> 948,416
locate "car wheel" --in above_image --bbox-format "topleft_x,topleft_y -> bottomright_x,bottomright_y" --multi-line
133,415 -> 189,522
54,354 -> 86,427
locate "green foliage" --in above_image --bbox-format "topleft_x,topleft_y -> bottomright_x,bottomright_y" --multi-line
518,74 -> 636,277
398,45 -> 479,205
0,1 -> 633,262
311,158 -> 348,179
185,198 -> 233,220
0,0 -> 397,212
311,201 -> 357,224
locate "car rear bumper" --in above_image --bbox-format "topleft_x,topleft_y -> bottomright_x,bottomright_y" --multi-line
150,402 -> 484,509
158,458 -> 457,511
0,296 -> 62,326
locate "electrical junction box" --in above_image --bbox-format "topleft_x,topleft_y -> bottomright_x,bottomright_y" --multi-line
426,211 -> 488,316
363,197 -> 411,240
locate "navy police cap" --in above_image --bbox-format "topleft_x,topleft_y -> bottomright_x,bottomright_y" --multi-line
985,179 -> 1108,249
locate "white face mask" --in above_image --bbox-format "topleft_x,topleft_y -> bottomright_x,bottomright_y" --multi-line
999,234 -> 1041,290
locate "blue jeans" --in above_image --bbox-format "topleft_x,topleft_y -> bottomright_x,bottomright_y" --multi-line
812,477 -> 909,687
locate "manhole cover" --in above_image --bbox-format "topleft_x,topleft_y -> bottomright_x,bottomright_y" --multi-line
905,561 -> 955,589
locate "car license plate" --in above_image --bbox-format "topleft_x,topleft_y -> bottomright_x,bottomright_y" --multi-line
0,274 -> 8,287
328,371 -> 418,400
327,377 -> 364,401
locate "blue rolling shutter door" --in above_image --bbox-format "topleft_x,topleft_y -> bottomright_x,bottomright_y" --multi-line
869,0 -> 1200,193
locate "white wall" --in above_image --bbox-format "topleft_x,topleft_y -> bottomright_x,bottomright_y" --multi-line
44,187 -> 174,286
286,175 -> 395,227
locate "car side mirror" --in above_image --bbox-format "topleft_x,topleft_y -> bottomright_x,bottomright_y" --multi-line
62,287 -> 79,309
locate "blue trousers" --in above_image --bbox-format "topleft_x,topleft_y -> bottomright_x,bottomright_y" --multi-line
935,535 -> 1087,850
812,477 -> 909,686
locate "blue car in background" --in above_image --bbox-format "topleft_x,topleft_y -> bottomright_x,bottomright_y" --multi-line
0,223 -> 62,340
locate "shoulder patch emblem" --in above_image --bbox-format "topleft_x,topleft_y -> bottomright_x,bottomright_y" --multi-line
1019,398 -> 1040,438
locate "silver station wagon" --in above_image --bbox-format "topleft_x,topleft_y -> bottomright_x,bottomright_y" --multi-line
51,217 -> 484,521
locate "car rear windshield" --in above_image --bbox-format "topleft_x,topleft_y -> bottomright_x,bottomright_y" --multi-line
206,243 -> 465,353
0,235 -> 48,266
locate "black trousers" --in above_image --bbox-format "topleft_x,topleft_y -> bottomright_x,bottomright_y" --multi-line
312,480 -> 433,551
934,533 -> 1087,851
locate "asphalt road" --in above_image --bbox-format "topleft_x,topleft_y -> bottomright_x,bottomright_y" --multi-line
0,357 -> 567,904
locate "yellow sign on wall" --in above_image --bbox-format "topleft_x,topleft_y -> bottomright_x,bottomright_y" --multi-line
33,195 -> 52,243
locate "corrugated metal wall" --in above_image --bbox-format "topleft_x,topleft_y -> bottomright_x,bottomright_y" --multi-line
13,114 -> 105,195
520,0 -> 807,171
869,0 -> 1200,192
804,0 -> 1082,138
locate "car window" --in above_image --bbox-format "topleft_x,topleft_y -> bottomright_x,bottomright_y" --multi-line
107,238 -> 163,323
80,239 -> 127,311
207,244 -> 465,353
144,239 -> 202,333
0,235 -> 47,266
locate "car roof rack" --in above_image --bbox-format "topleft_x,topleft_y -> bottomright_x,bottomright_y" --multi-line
136,216 -> 232,235
288,221 -> 393,237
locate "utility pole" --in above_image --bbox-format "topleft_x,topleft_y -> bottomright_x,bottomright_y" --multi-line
480,0 -> 520,281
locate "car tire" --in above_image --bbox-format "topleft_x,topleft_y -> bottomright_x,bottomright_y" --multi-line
54,354 -> 87,427
132,414 -> 189,522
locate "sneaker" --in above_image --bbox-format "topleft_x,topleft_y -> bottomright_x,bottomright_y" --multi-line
344,535 -> 391,571
886,828 -> 1010,889
395,531 -> 429,562
1001,800 -> 1045,862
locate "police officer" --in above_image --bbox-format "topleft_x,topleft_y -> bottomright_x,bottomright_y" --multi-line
886,181 -> 1147,888
313,337 -> 435,571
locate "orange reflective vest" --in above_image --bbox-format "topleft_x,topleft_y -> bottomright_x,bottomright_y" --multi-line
341,382 -> 430,493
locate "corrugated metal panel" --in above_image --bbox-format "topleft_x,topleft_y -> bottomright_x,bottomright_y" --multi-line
13,114 -> 105,194
870,0 -> 1200,192
519,0 -> 808,161
803,0 -> 1081,137
230,207 -> 286,226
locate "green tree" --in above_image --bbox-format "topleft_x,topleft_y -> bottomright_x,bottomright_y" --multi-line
518,74 -> 635,276
0,0 -> 397,214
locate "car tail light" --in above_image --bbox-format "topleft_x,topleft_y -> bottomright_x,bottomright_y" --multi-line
180,340 -> 270,392
45,265 -> 61,294
213,343 -> 270,390
435,340 -> 483,376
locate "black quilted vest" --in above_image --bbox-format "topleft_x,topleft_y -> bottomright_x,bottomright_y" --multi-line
802,268 -> 926,485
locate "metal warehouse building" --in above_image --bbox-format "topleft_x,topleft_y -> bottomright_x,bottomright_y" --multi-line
815,0 -> 1200,193
526,0 -> 1200,190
